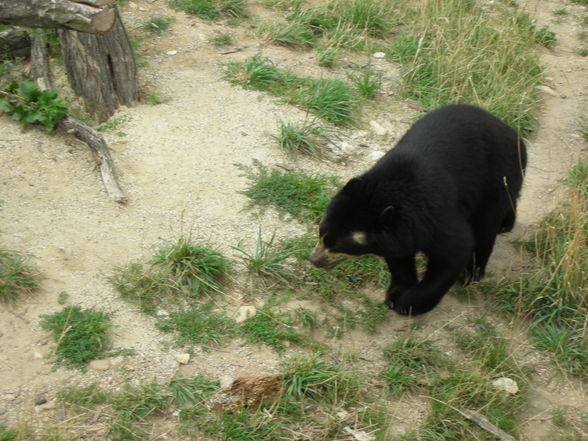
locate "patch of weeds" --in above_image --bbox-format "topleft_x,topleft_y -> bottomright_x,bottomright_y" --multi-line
209,32 -> 233,47
196,407 -> 287,441
147,91 -> 172,105
578,48 -> 588,57
156,302 -> 237,347
358,297 -> 388,334
272,119 -> 333,158
554,8 -> 569,16
58,383 -> 110,408
97,114 -> 131,136
238,160 -> 340,225
329,0 -> 397,38
259,20 -> 316,48
152,237 -> 232,297
109,263 -> 174,315
295,307 -> 320,329
169,0 -> 247,20
453,317 -> 520,376
169,375 -> 220,407
280,354 -> 361,404
317,46 -> 338,67
224,55 -> 297,95
348,64 -> 382,98
535,27 -> 557,48
388,0 -> 543,135
143,16 -> 174,35
233,230 -> 298,284
482,161 -> 587,377
240,304 -> 303,352
418,371 -> 526,440
0,247 -> 41,303
225,55 -> 360,125
291,77 -> 360,126
39,306 -> 112,369
380,336 -> 444,394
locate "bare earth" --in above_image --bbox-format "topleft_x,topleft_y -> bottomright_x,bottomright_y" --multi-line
0,0 -> 587,439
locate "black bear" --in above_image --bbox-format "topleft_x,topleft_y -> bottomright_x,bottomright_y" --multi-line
309,104 -> 527,315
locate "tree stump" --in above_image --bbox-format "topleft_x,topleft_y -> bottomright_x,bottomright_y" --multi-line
58,7 -> 137,122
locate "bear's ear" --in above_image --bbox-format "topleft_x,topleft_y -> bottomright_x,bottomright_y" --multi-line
342,177 -> 364,197
380,205 -> 395,224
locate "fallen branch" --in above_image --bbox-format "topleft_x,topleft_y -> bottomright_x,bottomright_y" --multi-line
0,0 -> 116,34
30,29 -> 127,203
464,411 -> 516,441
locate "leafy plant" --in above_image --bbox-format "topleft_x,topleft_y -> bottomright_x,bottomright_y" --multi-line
348,64 -> 382,98
0,81 -> 68,129
240,304 -> 303,352
39,306 -> 113,369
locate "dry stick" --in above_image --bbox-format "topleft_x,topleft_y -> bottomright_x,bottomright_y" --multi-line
30,30 -> 127,203
428,397 -> 517,441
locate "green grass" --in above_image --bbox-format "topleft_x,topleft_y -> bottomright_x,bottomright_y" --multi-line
0,247 -> 41,303
386,0 -> 543,135
453,317 -> 522,376
482,161 -> 588,377
39,305 -> 112,369
152,237 -> 232,297
348,64 -> 382,98
280,353 -> 361,403
168,0 -> 247,20
238,160 -> 340,225
580,118 -> 588,141
225,55 -> 360,125
240,303 -> 303,352
316,46 -> 338,67
271,119 -> 333,158
209,32 -> 233,47
156,303 -> 237,347
143,16 -> 174,34
380,336 -> 444,394
233,230 -> 298,284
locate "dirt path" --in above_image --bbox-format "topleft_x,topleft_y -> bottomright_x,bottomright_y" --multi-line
0,0 -> 586,438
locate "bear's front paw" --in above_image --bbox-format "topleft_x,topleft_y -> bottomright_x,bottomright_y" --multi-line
392,290 -> 439,316
385,284 -> 409,310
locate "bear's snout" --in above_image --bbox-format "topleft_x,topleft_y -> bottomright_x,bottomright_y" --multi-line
309,242 -> 348,270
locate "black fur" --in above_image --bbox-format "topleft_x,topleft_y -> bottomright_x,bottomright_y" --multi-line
311,104 -> 527,315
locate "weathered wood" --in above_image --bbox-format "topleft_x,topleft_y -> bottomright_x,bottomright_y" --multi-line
30,30 -> 127,204
465,411 -> 516,441
0,0 -> 116,34
57,7 -> 138,122
0,29 -> 31,59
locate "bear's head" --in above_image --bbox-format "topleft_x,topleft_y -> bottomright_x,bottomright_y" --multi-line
309,177 -> 397,270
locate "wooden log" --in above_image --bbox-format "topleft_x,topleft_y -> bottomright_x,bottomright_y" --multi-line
0,0 -> 116,34
30,30 -> 127,204
0,29 -> 31,59
57,7 -> 138,122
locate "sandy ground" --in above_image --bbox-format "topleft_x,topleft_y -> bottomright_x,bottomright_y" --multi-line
0,0 -> 587,439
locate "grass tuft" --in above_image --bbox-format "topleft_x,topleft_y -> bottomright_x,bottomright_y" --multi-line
0,247 -> 41,303
272,119 -> 333,158
238,160 -> 340,225
240,304 -> 303,352
143,16 -> 174,35
39,305 -> 112,369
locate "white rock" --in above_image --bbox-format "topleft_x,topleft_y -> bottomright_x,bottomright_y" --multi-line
369,120 -> 388,136
372,52 -> 386,59
175,353 -> 190,365
166,50 -> 178,56
220,375 -> 234,389
234,306 -> 257,323
31,351 -> 44,360
491,377 -> 519,395
156,309 -> 170,317
89,359 -> 111,371
339,141 -> 357,154
536,85 -> 558,97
